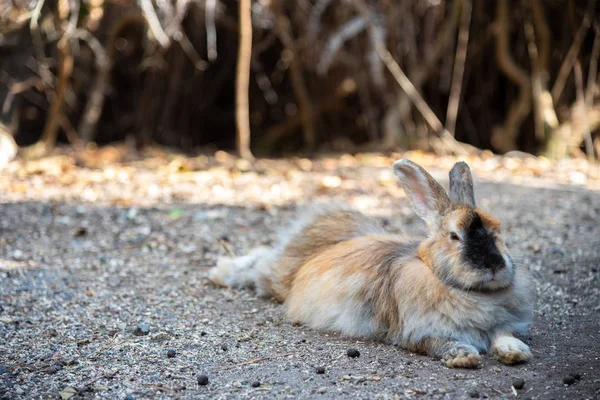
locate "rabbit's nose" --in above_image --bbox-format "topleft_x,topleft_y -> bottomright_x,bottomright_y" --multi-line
489,262 -> 506,273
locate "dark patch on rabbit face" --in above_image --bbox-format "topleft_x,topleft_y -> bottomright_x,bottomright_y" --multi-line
461,212 -> 506,272
428,208 -> 514,292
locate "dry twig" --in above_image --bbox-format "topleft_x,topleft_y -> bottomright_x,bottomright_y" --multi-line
377,46 -> 467,155
551,4 -> 592,103
205,0 -> 218,61
586,25 -> 600,108
317,17 -> 367,75
139,0 -> 170,48
574,60 -> 594,160
445,0 -> 471,137
74,29 -> 110,143
216,352 -> 296,370
29,0 -> 54,98
235,0 -> 254,160
36,0 -> 73,153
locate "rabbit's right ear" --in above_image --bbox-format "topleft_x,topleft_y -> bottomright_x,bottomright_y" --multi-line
449,161 -> 475,207
393,159 -> 450,231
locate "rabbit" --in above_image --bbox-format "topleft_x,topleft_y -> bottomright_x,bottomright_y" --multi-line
209,160 -> 534,368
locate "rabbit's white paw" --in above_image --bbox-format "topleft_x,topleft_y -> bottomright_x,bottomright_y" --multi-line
442,343 -> 481,369
491,336 -> 531,365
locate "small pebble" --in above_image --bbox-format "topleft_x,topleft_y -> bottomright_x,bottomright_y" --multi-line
317,387 -> 327,394
44,365 -> 62,375
167,349 -> 177,358
468,390 -> 480,398
197,375 -> 209,386
563,375 -> 576,385
316,367 -> 325,374
221,343 -> 228,351
79,385 -> 94,393
124,394 -> 135,400
251,381 -> 261,388
134,323 -> 150,336
0,366 -> 8,375
74,227 -> 88,237
12,249 -> 24,261
512,378 -> 525,390
347,348 -> 360,358
200,331 -> 207,336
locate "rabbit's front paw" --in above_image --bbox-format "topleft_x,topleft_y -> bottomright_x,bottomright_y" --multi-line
442,343 -> 481,369
491,336 -> 531,365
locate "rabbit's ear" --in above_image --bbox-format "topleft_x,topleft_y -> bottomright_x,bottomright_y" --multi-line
448,162 -> 475,207
393,159 -> 450,230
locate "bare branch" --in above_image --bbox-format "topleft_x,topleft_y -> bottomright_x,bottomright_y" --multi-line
73,29 -> 111,143
206,0 -> 218,61
586,25 -> 600,108
236,0 -> 254,160
175,31 -> 209,70
376,46 -> 467,155
366,13 -> 386,87
317,17 -> 367,75
39,36 -> 73,152
551,8 -> 591,103
29,0 -> 54,98
445,0 -> 471,137
574,60 -> 594,160
530,0 -> 550,73
139,0 -> 170,48
307,0 -> 334,44
61,0 -> 79,45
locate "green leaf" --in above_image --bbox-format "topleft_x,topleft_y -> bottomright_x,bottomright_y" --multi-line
168,208 -> 184,218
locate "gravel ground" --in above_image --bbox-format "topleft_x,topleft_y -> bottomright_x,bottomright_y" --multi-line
0,149 -> 599,399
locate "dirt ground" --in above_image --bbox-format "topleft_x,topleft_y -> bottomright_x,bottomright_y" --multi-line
0,148 -> 599,399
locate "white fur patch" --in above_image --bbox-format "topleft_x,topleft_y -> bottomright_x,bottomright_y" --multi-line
208,247 -> 273,290
286,270 -> 379,338
493,336 -> 530,354
491,335 -> 532,364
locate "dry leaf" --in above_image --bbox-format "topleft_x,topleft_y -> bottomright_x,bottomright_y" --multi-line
58,387 -> 77,400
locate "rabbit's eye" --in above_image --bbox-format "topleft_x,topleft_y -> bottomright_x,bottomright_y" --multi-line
449,232 -> 461,241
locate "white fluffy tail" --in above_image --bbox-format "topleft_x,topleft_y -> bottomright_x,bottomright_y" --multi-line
208,246 -> 277,297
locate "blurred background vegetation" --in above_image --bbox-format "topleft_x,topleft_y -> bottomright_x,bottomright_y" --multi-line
1,0 -> 599,161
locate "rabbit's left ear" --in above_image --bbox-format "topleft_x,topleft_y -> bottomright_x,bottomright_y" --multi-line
449,162 -> 475,207
393,159 -> 451,231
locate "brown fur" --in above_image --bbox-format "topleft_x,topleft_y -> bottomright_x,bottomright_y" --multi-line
265,210 -> 385,301
287,236 -> 418,337
476,209 -> 502,232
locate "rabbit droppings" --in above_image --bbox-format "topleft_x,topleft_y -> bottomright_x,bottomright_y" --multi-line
209,160 -> 533,368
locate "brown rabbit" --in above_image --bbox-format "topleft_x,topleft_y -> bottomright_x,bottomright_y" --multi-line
209,160 -> 534,368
